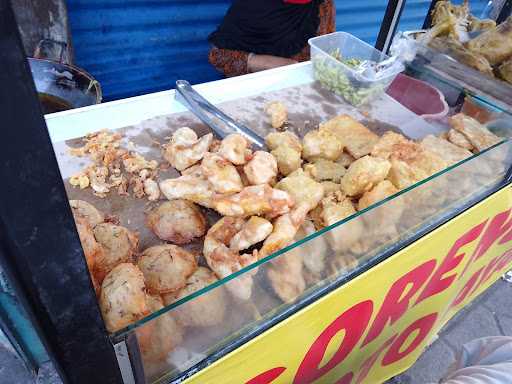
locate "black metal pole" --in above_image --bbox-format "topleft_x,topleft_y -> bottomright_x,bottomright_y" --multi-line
0,1 -> 123,383
375,0 -> 407,54
422,0 -> 441,29
497,0 -> 512,23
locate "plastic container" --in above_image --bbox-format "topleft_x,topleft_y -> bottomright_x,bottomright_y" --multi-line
309,32 -> 403,106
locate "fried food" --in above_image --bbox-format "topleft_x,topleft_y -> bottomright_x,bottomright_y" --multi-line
93,223 -> 138,282
320,115 -> 378,159
498,58 -> 512,84
371,131 -> 412,160
146,200 -> 206,244
275,169 -> 324,211
358,180 -> 404,230
318,192 -> 362,251
340,156 -> 391,196
99,263 -> 148,332
304,159 -> 346,183
427,0 -> 471,42
143,179 -> 160,201
466,17 -> 512,66
203,217 -> 259,300
271,145 -> 302,176
137,294 -> 183,362
321,181 -> 342,196
230,216 -> 273,252
265,101 -> 288,129
428,36 -> 494,76
336,152 -> 356,168
267,252 -> 305,303
302,128 -> 344,161
74,216 -> 102,272
218,134 -> 251,165
449,113 -> 501,152
213,184 -> 294,218
420,134 -> 472,165
70,200 -> 104,228
447,129 -> 474,151
358,180 -> 398,211
266,131 -> 302,152
160,172 -> 215,208
163,127 -> 213,171
266,132 -> 303,175
298,220 -> 327,276
201,152 -> 244,194
243,151 -> 278,185
163,267 -> 227,327
138,244 -> 197,294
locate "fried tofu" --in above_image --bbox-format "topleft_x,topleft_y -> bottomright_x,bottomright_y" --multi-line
340,156 -> 391,196
420,134 -> 473,165
449,113 -> 501,152
320,115 -> 378,159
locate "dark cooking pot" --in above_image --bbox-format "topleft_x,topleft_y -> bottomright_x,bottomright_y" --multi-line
29,39 -> 101,114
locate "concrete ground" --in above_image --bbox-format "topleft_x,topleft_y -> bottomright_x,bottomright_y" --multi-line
1,278 -> 511,384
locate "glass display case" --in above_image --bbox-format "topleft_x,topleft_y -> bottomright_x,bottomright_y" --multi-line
1,1 -> 512,384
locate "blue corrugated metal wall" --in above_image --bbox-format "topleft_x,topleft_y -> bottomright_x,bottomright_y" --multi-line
67,0 -> 491,101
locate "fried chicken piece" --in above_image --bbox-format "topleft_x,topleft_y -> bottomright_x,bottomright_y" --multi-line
230,216 -> 273,252
163,128 -> 213,171
218,134 -> 251,165
466,16 -> 512,66
420,134 -> 472,165
266,131 -> 303,176
275,169 -> 324,211
320,115 -> 378,159
267,252 -> 305,303
99,263 -> 148,332
340,156 -> 391,197
336,152 -> 356,168
69,200 -> 105,228
93,223 -> 138,283
426,0 -> 471,43
203,217 -> 259,300
138,245 -> 197,294
447,129 -> 474,151
302,128 -> 344,161
137,294 -> 183,362
201,152 -> 244,194
449,113 -> 501,152
160,172 -> 215,208
304,159 -> 346,183
213,184 -> 294,218
163,267 -> 227,327
265,101 -> 288,129
498,58 -> 512,84
244,151 -> 278,185
146,200 -> 206,244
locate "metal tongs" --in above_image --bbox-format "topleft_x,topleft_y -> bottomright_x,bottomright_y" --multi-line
175,80 -> 265,149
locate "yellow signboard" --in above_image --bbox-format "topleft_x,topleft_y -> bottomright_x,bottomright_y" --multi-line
184,187 -> 512,384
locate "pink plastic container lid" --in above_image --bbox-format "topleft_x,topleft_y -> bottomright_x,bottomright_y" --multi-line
386,73 -> 449,119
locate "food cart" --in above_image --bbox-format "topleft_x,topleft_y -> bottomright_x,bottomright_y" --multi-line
1,1 -> 512,384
